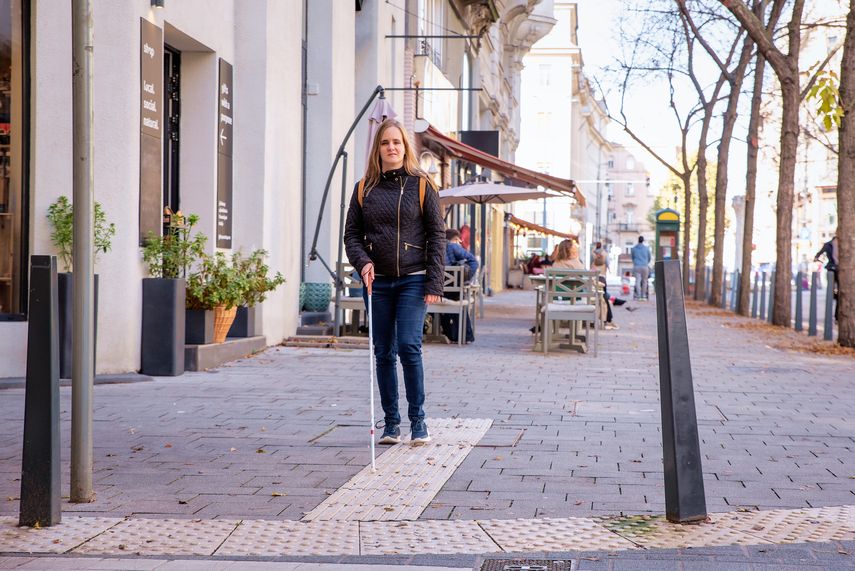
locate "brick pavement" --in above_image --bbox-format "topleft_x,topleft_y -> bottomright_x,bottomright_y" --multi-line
1,288 -> 855,565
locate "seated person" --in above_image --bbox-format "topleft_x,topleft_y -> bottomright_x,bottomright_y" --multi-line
551,239 -> 585,270
527,254 -> 545,275
440,228 -> 478,343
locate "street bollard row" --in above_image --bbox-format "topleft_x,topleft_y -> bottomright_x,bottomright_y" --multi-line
697,266 -> 835,341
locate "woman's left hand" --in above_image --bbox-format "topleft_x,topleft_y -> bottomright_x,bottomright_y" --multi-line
425,294 -> 442,304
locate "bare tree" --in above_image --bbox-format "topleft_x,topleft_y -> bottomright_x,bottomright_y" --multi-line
720,0 -> 806,326
677,3 -> 744,301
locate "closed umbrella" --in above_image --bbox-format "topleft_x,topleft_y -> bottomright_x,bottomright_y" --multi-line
365,96 -> 398,165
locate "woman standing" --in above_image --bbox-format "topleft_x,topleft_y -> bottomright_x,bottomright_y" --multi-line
344,119 -> 446,446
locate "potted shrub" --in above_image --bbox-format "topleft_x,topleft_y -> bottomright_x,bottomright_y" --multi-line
140,210 -> 205,375
46,196 -> 116,379
186,251 -> 247,344
228,249 -> 286,338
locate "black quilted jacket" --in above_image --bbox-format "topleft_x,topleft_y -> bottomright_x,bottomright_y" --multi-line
344,168 -> 446,296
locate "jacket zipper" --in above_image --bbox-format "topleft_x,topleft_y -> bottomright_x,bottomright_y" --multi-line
396,176 -> 404,276
404,242 -> 423,251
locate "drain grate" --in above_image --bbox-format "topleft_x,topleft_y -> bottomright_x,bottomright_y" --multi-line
480,560 -> 571,571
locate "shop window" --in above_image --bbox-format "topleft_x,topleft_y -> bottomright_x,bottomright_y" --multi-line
0,0 -> 28,319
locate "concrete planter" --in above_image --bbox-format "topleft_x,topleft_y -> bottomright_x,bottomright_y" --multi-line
185,309 -> 214,345
227,305 -> 255,338
141,278 -> 185,376
58,272 -> 98,379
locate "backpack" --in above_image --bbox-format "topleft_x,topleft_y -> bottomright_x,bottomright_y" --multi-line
358,177 -> 428,211
593,250 -> 606,266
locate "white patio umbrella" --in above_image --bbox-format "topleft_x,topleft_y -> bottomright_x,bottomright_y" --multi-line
438,182 -> 566,205
364,96 -> 398,165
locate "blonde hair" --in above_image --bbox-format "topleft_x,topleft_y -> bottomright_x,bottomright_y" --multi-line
553,239 -> 579,263
363,119 -> 436,191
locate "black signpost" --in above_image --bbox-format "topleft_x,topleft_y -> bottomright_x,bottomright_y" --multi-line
217,59 -> 233,249
139,19 -> 163,243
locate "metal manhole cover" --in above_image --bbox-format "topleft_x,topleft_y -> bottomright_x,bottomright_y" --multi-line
480,560 -> 571,571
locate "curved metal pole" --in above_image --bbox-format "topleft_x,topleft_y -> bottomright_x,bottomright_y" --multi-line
308,84 -> 385,275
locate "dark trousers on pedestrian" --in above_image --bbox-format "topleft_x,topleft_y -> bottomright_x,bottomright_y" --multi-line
363,274 -> 427,427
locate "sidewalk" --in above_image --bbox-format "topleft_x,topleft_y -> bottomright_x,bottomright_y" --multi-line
2,288 -> 855,568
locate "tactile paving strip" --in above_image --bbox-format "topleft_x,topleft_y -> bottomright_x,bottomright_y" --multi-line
361,519 -> 500,554
724,506 -> 855,544
0,516 -> 121,554
215,519 -> 359,556
598,513 -> 774,549
302,417 -> 492,521
479,517 -> 637,552
73,517 -> 239,555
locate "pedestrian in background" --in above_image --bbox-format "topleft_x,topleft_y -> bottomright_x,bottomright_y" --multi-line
631,236 -> 651,301
441,228 -> 478,343
591,241 -> 608,277
344,118 -> 446,446
815,234 -> 839,322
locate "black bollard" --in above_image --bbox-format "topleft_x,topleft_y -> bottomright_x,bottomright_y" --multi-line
808,272 -> 818,337
730,271 -> 739,311
795,271 -> 803,332
751,272 -> 759,318
759,271 -> 767,320
768,271 -> 776,324
705,267 -> 712,303
19,256 -> 61,527
824,270 -> 835,341
720,272 -> 728,310
655,260 -> 708,523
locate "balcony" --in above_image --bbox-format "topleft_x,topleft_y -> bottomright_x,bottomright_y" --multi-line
617,223 -> 639,232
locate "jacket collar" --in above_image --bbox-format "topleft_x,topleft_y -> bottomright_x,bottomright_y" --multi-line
381,167 -> 408,181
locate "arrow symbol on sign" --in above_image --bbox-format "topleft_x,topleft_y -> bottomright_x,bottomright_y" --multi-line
220,128 -> 227,147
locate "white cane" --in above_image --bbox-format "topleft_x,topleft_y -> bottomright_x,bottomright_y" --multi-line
367,291 -> 377,472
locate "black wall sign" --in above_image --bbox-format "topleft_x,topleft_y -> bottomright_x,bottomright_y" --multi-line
460,130 -> 499,157
216,59 -> 233,249
139,19 -> 163,244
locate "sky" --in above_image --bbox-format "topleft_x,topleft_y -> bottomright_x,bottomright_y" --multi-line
575,0 -> 749,196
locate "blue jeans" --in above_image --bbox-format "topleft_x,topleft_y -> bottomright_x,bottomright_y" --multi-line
363,274 -> 427,426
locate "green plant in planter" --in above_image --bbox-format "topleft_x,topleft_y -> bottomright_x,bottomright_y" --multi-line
185,251 -> 247,310
46,196 -> 117,272
233,249 -> 286,307
142,211 -> 207,278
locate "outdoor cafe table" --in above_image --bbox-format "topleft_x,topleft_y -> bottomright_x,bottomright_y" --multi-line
529,272 -> 596,353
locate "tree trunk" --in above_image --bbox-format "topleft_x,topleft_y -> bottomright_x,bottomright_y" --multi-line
836,1 -> 855,346
738,53 -> 766,316
682,174 -> 692,292
772,72 -> 799,326
694,147 -> 710,301
712,38 -> 754,307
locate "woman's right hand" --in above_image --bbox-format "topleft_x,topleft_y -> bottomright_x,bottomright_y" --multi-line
361,262 -> 375,295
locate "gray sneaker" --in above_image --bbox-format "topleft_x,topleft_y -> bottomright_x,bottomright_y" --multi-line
411,419 -> 431,445
378,424 -> 401,445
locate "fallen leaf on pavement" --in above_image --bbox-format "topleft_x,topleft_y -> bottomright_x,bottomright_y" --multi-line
256,449 -> 267,454
229,448 -> 237,452
178,500 -> 188,505
575,500 -> 583,505
7,496 -> 18,501
271,491 -> 286,497
164,443 -> 173,448
839,547 -> 849,555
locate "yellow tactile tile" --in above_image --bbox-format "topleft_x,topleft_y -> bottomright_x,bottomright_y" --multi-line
479,517 -> 637,552
361,519 -> 500,554
215,519 -> 359,556
0,516 -> 122,554
302,418 -> 492,521
723,506 -> 855,544
72,517 -> 239,556
598,513 -> 774,549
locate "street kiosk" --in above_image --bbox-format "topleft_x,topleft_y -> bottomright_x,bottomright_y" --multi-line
654,208 -> 680,261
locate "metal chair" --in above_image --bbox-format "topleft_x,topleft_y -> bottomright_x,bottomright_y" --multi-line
538,268 -> 600,356
426,266 -> 472,346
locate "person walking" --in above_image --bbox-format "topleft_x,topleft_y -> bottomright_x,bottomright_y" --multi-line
815,235 -> 839,322
591,241 -> 608,277
441,228 -> 478,343
631,236 -> 651,301
344,118 -> 446,446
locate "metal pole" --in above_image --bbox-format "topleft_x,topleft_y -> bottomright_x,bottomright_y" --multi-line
333,152 -> 348,337
19,256 -> 61,527
654,260 -> 707,523
71,0 -> 95,503
808,271 -> 818,336
751,271 -> 758,318
794,271 -> 803,332
731,271 -> 739,311
767,270 -> 776,324
720,271 -> 727,310
824,269 -> 835,341
759,271 -> 767,320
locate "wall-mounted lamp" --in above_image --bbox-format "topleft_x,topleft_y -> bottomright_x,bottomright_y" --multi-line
151,0 -> 165,8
